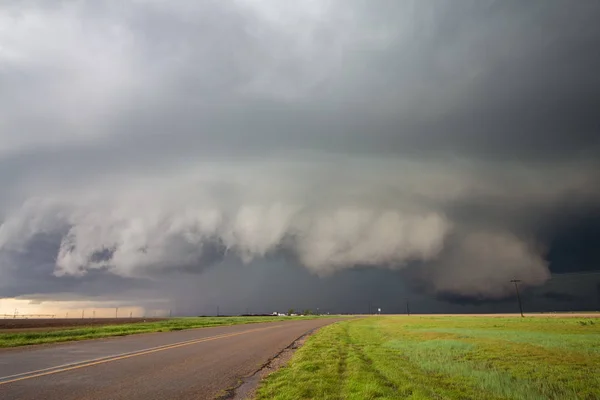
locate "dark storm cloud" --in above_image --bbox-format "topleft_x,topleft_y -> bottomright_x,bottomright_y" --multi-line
1,1 -> 600,309
541,291 -> 579,303
0,230 -> 153,299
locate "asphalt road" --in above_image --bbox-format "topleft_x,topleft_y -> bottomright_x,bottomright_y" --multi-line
0,318 -> 340,400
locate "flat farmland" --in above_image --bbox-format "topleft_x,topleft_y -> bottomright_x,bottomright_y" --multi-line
0,318 -> 165,332
257,315 -> 600,400
0,316 -> 324,348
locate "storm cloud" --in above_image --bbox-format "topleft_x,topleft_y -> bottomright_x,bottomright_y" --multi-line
1,0 -> 599,308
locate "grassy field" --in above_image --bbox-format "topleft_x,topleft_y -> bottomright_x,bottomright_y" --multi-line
257,316 -> 600,400
0,316 -> 319,348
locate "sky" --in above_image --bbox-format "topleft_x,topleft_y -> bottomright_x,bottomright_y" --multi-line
1,0 -> 599,316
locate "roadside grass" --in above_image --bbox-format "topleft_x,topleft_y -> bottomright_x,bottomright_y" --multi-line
0,316 -> 325,348
256,316 -> 600,400
411,327 -> 600,354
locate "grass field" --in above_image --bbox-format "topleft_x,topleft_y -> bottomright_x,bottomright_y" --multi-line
257,316 -> 600,400
0,316 -> 319,348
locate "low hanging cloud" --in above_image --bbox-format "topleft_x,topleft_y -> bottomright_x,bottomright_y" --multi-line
0,159 -> 453,277
1,155 -> 593,299
1,0 -> 599,302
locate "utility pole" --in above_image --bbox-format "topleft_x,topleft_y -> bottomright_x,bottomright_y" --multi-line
115,307 -> 119,318
510,279 -> 524,317
406,299 -> 410,316
93,310 -> 96,319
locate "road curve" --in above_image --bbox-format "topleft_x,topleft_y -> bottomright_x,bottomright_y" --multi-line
0,318 -> 340,400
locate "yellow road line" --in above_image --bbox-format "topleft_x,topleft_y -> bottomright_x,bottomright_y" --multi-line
0,324 -> 285,386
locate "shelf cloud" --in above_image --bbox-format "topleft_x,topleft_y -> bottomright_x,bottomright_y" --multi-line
1,1 -> 599,307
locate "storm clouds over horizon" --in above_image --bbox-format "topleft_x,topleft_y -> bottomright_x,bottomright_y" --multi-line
1,1 -> 599,312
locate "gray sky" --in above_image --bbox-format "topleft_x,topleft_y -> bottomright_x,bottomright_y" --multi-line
1,1 -> 600,314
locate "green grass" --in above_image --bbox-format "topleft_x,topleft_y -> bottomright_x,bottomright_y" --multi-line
0,316 -> 324,348
256,316 -> 600,400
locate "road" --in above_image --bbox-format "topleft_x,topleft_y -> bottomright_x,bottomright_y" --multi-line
0,318 -> 340,400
